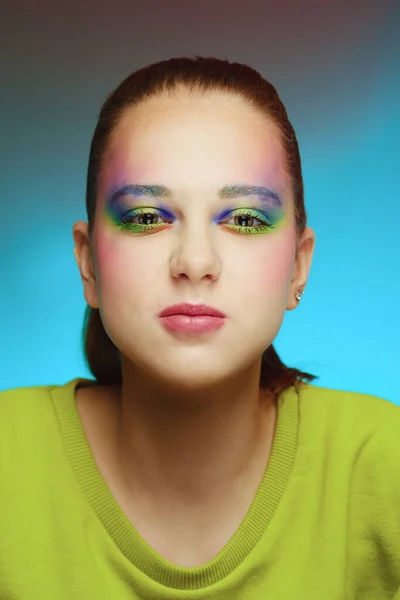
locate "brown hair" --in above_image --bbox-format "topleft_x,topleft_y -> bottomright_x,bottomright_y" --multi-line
81,55 -> 318,398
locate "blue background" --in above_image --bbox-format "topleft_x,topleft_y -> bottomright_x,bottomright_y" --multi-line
1,0 -> 399,403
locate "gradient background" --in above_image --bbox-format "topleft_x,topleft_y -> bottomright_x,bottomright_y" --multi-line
1,0 -> 399,403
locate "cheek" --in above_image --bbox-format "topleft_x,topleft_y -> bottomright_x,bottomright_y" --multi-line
95,234 -> 115,277
244,235 -> 295,301
94,233 -> 123,294
95,228 -> 166,318
93,230 -> 163,302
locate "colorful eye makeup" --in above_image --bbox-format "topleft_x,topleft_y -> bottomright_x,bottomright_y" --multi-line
104,183 -> 286,236
119,207 -> 175,233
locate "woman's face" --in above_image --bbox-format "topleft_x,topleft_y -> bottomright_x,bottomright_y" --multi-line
82,91 -> 312,389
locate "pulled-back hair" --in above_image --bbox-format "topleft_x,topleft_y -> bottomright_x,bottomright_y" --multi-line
82,55 -> 318,398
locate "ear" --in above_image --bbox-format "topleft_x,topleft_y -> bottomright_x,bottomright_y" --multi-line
286,227 -> 316,311
72,221 -> 99,309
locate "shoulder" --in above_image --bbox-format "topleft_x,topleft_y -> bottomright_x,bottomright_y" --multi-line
0,383 -> 59,433
298,382 -> 400,427
0,382 -> 56,409
298,382 -> 400,468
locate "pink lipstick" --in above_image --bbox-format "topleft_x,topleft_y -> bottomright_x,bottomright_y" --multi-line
158,303 -> 226,334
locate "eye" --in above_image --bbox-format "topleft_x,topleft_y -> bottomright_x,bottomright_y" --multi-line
221,208 -> 275,235
118,208 -> 174,232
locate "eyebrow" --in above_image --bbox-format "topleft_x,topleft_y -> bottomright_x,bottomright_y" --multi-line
108,184 -> 282,206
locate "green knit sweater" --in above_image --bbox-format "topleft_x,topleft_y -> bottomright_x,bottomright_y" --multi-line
1,378 -> 399,599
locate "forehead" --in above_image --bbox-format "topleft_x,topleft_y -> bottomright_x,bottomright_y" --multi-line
100,92 -> 290,197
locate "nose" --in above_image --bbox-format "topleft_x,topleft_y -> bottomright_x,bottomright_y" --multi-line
169,223 -> 222,283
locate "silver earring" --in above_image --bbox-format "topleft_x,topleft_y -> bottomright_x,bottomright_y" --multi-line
295,287 -> 304,302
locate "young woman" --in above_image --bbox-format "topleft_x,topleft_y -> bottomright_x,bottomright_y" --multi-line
1,56 -> 399,599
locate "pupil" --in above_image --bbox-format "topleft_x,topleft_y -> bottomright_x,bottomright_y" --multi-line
139,214 -> 155,225
236,215 -> 253,227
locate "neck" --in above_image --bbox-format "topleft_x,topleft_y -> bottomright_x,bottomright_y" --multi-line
108,360 -> 277,527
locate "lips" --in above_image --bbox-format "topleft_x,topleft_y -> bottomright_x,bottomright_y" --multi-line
158,303 -> 226,334
158,303 -> 226,318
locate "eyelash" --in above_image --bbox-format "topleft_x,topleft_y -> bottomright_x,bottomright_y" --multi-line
118,208 -> 276,235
